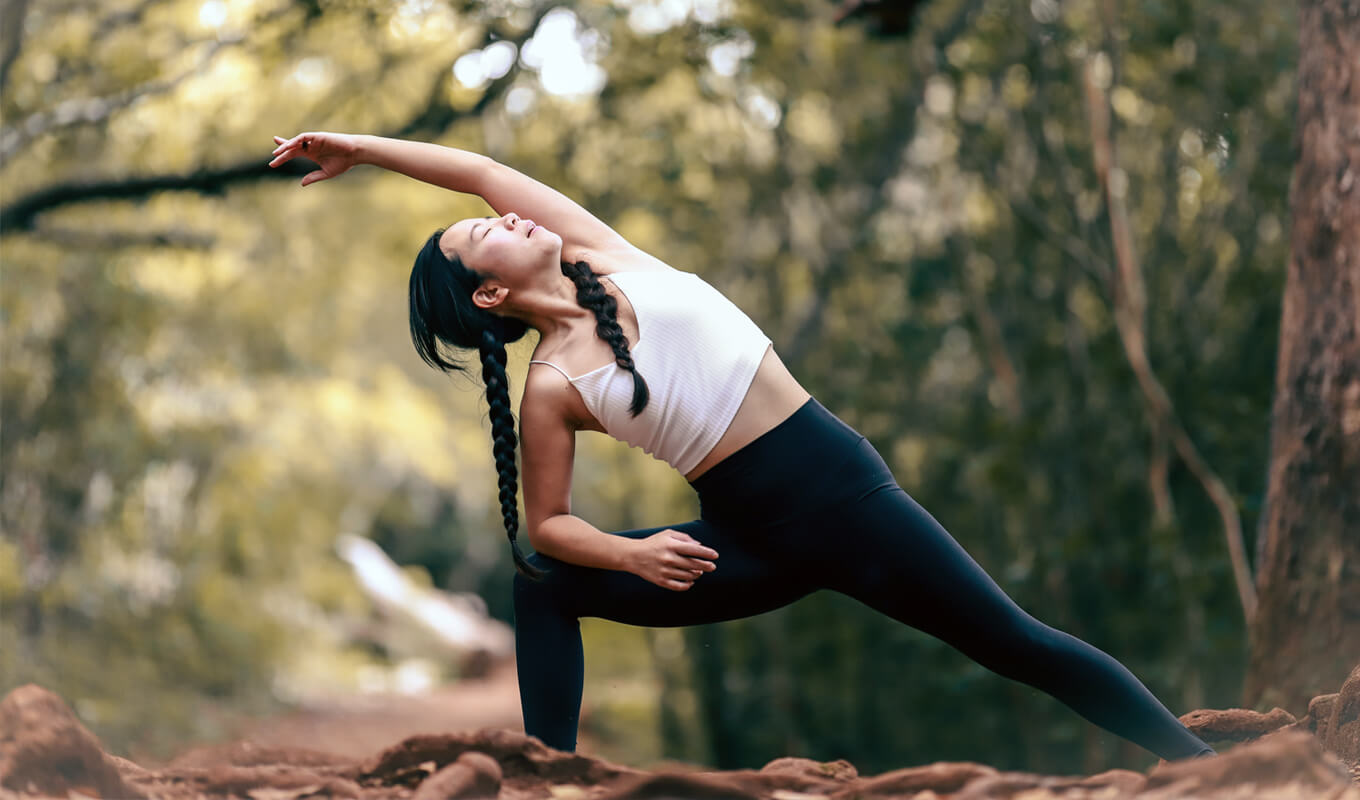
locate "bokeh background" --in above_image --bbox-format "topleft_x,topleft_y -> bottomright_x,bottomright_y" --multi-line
1,0 -> 1305,778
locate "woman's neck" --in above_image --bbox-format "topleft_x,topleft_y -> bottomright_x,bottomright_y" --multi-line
506,273 -> 593,343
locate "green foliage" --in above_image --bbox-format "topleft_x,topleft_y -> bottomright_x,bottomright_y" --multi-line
1,0 -> 1290,774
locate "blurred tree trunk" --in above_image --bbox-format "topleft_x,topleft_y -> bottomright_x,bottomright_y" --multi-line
1243,0 -> 1360,714
646,628 -> 694,761
689,625 -> 742,768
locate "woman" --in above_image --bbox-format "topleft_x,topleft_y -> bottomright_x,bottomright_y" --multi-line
269,131 -> 1217,762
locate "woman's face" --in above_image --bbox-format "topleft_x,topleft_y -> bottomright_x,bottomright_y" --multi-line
440,212 -> 562,287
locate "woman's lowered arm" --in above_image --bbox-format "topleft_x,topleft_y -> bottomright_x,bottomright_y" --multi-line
519,370 -> 632,571
519,371 -> 718,590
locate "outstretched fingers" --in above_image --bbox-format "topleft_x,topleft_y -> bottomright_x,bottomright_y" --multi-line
268,145 -> 308,167
268,134 -> 329,186
268,133 -> 313,166
271,133 -> 309,154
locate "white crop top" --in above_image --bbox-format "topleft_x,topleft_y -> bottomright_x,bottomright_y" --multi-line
529,269 -> 772,475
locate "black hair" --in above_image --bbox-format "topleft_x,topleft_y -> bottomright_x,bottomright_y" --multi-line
560,259 -> 650,416
408,229 -> 649,579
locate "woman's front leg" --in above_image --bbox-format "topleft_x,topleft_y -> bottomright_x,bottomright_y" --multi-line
512,518 -> 814,752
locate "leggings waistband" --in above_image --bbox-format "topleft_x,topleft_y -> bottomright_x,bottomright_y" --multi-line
687,398 -> 885,524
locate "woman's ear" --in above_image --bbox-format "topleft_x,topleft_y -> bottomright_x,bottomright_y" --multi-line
472,281 -> 508,310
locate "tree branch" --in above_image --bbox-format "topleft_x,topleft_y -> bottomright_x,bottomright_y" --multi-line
1,160 -> 311,231
2,2 -> 298,161
0,7 -> 547,231
396,4 -> 554,140
1083,55 -> 1257,624
1,34 -> 248,163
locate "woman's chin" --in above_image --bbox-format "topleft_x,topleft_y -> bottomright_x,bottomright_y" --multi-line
536,230 -> 563,253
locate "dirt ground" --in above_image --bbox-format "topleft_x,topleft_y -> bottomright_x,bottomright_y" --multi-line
2,663 -> 1358,799
229,661 -> 529,762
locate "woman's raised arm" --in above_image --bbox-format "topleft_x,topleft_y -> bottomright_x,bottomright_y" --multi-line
269,132 -> 489,191
270,132 -> 631,254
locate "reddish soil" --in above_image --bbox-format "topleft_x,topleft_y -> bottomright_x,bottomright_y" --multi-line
231,662 -> 528,762
3,663 -> 1358,799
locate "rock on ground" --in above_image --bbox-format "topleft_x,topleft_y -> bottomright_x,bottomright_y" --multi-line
0,684 -> 144,799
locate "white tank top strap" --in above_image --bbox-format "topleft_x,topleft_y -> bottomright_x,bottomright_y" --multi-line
527,360 -> 573,382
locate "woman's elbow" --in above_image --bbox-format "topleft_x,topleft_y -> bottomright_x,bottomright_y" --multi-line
525,513 -> 562,554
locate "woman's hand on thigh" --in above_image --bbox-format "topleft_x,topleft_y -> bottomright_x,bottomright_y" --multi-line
623,530 -> 719,591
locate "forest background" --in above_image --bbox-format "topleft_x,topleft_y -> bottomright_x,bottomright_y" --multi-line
0,0 -> 1328,779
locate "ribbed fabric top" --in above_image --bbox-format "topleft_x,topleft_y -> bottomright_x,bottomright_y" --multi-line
529,269 -> 772,475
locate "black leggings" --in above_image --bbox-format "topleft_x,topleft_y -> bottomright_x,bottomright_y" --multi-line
512,398 -> 1214,761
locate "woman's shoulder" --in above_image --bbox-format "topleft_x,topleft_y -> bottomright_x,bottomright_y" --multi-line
523,355 -> 605,433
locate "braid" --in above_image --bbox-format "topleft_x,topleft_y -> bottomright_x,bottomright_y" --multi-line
479,329 -> 544,581
560,260 -> 650,416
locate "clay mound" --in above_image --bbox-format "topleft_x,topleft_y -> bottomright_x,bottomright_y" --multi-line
354,728 -> 642,789
3,668 -> 1358,800
0,684 -> 145,799
1179,705 -> 1299,742
1323,664 -> 1360,766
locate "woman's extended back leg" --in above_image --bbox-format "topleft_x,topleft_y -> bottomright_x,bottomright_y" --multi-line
813,482 -> 1213,762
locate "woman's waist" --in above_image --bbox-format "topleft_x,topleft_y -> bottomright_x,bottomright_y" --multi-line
688,397 -> 897,524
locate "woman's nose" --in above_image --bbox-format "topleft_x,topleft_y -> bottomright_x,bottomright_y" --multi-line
504,212 -> 519,226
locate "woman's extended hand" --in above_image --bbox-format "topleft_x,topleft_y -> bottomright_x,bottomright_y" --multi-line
626,530 -> 719,592
269,132 -> 361,186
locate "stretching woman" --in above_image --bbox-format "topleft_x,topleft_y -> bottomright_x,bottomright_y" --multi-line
269,131 -> 1217,762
